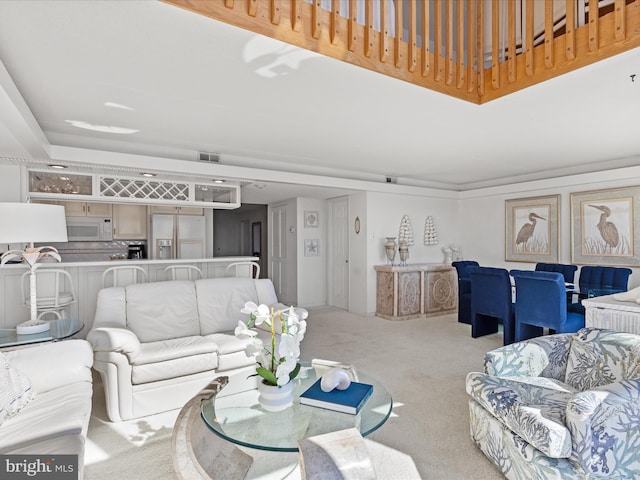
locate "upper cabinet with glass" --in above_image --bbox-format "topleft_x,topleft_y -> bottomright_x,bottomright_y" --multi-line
27,170 -> 240,209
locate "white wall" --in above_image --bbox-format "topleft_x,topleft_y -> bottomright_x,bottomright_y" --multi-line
297,197 -> 326,307
459,165 -> 640,288
364,191 -> 459,313
0,165 -> 23,201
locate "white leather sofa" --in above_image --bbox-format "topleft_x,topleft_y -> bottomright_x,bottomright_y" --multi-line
87,277 -> 294,422
0,340 -> 94,478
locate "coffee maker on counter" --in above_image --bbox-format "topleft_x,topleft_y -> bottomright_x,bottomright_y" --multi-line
127,244 -> 146,260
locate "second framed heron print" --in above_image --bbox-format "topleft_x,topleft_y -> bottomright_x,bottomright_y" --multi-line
505,195 -> 559,263
571,186 -> 640,266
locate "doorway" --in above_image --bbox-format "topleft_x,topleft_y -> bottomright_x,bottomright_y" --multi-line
328,196 -> 349,309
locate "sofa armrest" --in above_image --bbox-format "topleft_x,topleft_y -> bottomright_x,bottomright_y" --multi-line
566,379 -> 640,476
485,334 -> 572,380
87,325 -> 142,362
5,339 -> 93,394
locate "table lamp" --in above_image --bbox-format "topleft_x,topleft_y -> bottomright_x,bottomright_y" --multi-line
0,202 -> 68,333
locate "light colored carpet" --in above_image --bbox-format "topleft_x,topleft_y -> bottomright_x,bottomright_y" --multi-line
84,307 -> 506,480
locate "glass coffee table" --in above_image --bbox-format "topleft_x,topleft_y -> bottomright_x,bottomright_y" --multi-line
174,363 -> 392,479
200,363 -> 393,452
0,318 -> 84,349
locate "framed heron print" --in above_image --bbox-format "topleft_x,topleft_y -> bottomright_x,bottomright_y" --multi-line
505,195 -> 559,263
571,186 -> 640,266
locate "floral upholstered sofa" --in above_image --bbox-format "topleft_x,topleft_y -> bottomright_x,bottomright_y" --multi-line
466,328 -> 640,479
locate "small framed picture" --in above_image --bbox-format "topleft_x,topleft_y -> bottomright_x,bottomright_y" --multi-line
304,239 -> 319,256
304,210 -> 319,228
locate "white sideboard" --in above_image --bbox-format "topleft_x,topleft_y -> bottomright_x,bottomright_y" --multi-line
583,295 -> 640,335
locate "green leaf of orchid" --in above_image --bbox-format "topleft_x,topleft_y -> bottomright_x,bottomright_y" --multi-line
256,366 -> 278,386
288,363 -> 301,381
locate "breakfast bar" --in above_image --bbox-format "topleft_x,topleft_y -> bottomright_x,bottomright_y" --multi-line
0,256 -> 258,336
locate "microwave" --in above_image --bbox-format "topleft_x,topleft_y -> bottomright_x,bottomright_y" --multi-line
66,217 -> 113,241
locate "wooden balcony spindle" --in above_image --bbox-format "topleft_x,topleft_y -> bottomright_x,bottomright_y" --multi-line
491,0 -> 500,89
445,0 -> 454,85
312,0 -> 321,39
394,0 -> 403,68
270,0 -> 281,25
364,0 -> 373,58
589,0 -> 599,51
434,0 -> 443,82
408,0 -> 417,72
467,0 -> 476,93
224,0 -> 234,8
380,0 -> 389,62
348,0 -> 356,51
525,0 -> 534,75
477,0 -> 485,96
614,0 -> 627,41
507,0 -> 516,83
456,0 -> 464,88
330,0 -> 339,45
248,0 -> 258,17
565,0 -> 575,60
422,0 -> 431,77
544,0 -> 554,68
291,0 -> 302,31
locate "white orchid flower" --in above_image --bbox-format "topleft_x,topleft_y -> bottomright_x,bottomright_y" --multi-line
240,301 -> 258,315
275,356 -> 298,386
234,320 -> 257,338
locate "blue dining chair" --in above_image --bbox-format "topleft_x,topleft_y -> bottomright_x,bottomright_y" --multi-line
511,270 -> 585,342
452,261 -> 479,325
468,266 -> 515,345
568,266 -> 632,314
534,263 -> 577,284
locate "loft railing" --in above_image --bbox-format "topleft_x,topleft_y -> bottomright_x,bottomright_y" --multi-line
163,0 -> 640,104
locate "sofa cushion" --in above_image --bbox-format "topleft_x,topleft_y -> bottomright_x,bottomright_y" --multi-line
125,281 -> 200,342
466,372 -> 577,458
132,336 -> 219,365
196,278 -> 259,334
0,381 -> 90,452
0,352 -> 35,427
565,328 -> 640,391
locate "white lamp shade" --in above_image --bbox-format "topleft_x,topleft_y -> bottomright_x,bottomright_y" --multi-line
0,203 -> 68,243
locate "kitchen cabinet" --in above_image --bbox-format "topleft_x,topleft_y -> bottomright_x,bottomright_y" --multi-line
113,204 -> 148,240
149,206 -> 203,216
60,201 -> 112,217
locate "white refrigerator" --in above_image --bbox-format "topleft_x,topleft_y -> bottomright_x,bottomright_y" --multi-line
150,214 -> 206,259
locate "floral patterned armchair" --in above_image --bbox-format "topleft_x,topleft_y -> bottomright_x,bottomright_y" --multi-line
466,328 -> 640,479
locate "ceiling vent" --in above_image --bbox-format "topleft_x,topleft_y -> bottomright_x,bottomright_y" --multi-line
198,152 -> 220,163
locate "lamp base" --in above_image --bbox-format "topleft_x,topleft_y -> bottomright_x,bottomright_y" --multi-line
16,320 -> 50,335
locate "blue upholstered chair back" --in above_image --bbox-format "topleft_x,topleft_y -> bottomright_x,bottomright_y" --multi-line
468,266 -> 514,345
452,261 -> 479,325
535,263 -> 577,284
578,266 -> 632,291
511,270 -> 585,342
452,261 -> 479,280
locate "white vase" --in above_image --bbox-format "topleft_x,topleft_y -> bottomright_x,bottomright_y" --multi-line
257,380 -> 294,412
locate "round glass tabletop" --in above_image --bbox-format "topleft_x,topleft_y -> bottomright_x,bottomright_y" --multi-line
200,363 -> 393,452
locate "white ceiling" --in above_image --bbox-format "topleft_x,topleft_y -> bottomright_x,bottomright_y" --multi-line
0,0 -> 639,203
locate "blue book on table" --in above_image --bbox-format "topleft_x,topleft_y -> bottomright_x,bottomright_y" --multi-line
299,379 -> 373,414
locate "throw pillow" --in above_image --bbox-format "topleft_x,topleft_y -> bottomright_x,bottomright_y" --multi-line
0,352 -> 36,426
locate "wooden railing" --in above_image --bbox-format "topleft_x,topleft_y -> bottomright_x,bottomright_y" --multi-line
163,0 -> 640,104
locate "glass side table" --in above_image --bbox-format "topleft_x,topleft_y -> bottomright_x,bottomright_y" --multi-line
0,318 -> 84,349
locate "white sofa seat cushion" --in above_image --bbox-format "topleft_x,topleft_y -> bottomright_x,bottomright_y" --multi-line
0,381 -> 91,452
466,372 -> 577,458
196,278 -> 259,334
131,336 -> 219,385
132,336 -> 219,365
0,352 -> 35,427
126,281 -> 200,342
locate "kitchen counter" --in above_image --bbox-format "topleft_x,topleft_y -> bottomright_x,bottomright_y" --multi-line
0,256 -> 259,336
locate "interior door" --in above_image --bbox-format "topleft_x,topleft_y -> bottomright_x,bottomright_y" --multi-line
328,197 -> 349,309
270,205 -> 287,300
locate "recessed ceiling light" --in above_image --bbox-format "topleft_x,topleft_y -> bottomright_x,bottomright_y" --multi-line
65,120 -> 139,134
213,179 -> 225,184
140,172 -> 156,177
48,164 -> 67,169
